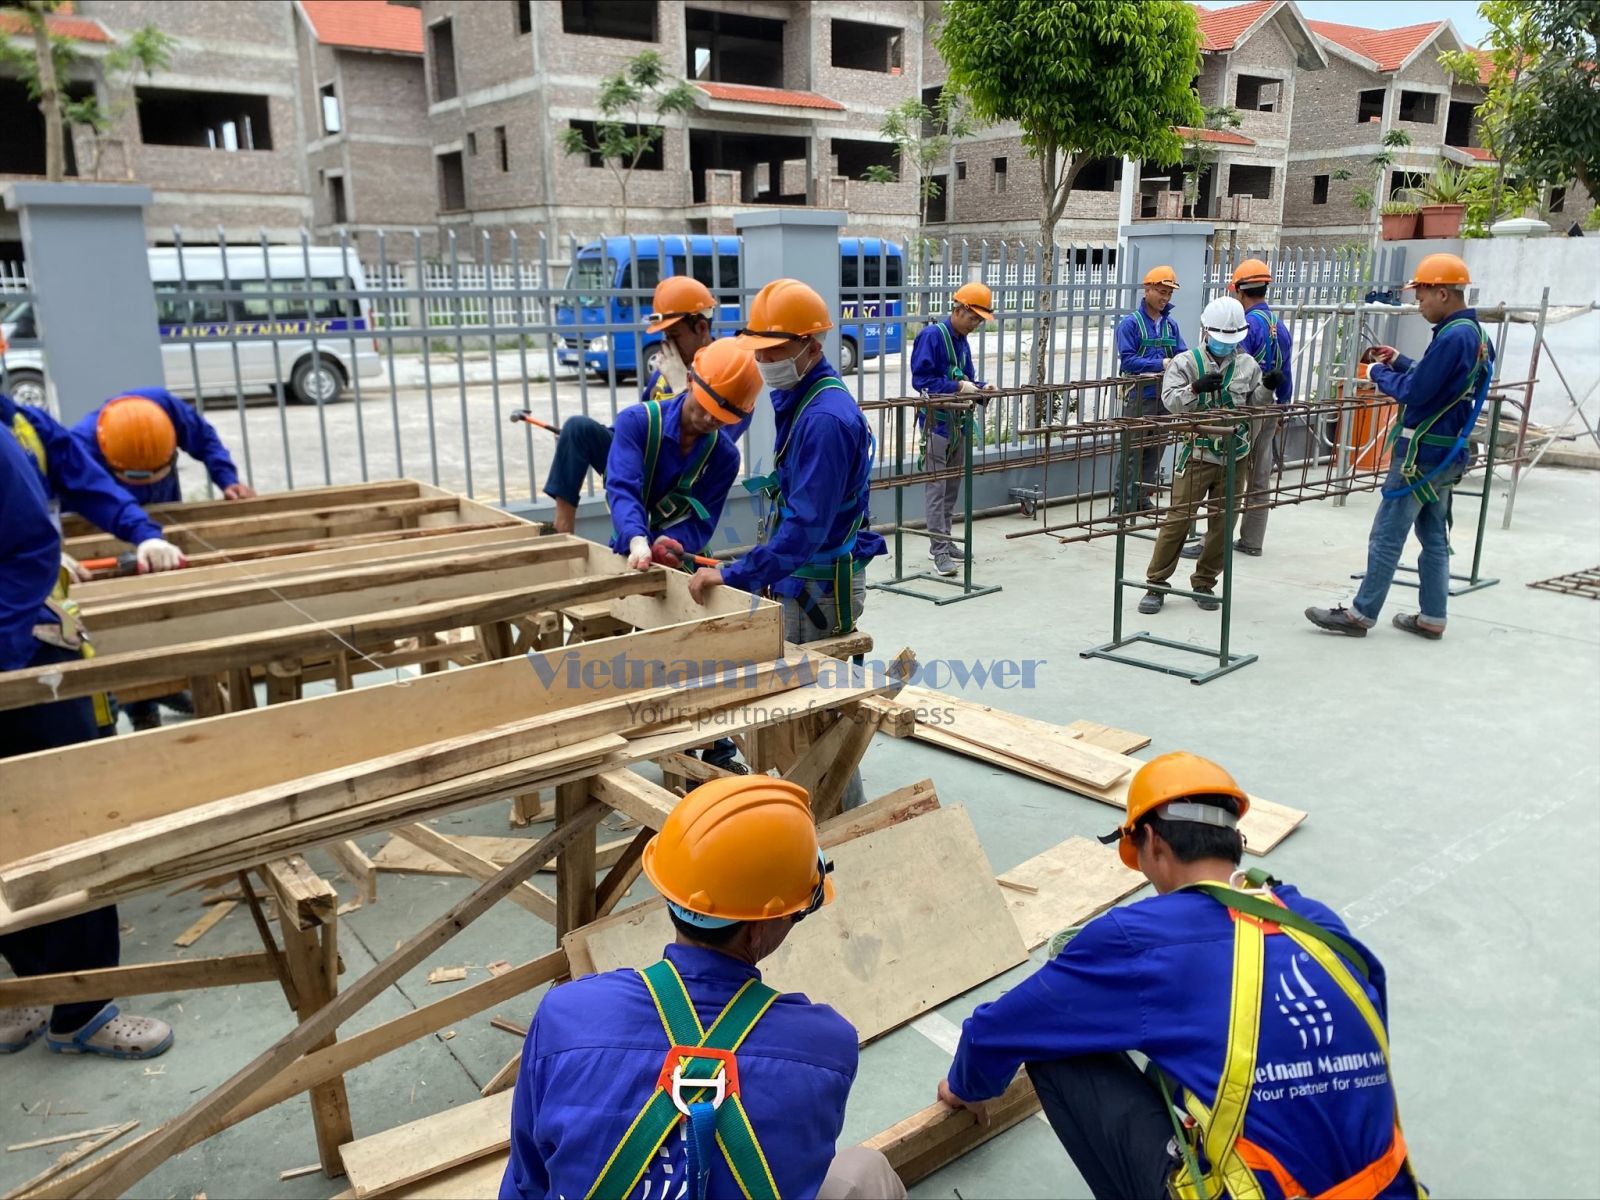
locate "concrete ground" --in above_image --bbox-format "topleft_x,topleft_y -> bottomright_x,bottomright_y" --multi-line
2,464 -> 1596,1198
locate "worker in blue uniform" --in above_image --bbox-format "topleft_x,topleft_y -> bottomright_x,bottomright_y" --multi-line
938,753 -> 1423,1200
910,281 -> 995,576
70,388 -> 255,507
543,275 -> 721,534
0,420 -> 177,1061
607,338 -> 762,773
1307,253 -> 1493,641
1114,265 -> 1187,514
500,777 -> 904,1200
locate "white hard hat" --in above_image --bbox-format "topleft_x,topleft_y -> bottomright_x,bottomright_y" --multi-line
1201,296 -> 1249,344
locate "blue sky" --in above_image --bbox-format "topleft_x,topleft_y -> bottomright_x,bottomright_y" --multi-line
1206,1 -> 1491,47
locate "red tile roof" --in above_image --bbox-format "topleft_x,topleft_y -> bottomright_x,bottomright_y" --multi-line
1457,144 -> 1496,161
1175,125 -> 1256,146
299,1 -> 423,56
1473,48 -> 1496,85
0,9 -> 110,43
1193,1 -> 1276,53
693,82 -> 845,112
1308,19 -> 1447,72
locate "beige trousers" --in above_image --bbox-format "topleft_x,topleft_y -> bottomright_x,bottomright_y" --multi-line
816,1146 -> 907,1199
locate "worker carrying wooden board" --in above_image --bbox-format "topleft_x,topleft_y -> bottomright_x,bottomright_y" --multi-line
0,401 -> 178,1060
500,778 -> 904,1200
939,753 -> 1423,1200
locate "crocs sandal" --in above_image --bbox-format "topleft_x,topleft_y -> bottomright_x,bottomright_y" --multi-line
46,1004 -> 174,1060
0,1006 -> 48,1053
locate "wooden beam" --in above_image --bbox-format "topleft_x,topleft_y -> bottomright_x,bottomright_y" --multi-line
554,784 -> 596,937
0,952 -> 278,1007
593,829 -> 651,918
862,1070 -> 1040,1186
652,750 -> 733,784
278,916 -> 353,1176
61,480 -> 425,536
784,630 -> 873,661
339,1092 -> 514,1199
816,778 -> 940,849
86,807 -> 605,1198
260,856 -> 337,931
159,520 -> 521,571
325,841 -> 377,909
392,825 -> 557,924
589,770 -> 679,832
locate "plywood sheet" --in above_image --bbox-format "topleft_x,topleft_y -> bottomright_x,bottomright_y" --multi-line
997,837 -> 1148,950
340,1091 -> 512,1198
1064,720 -> 1151,755
563,806 -> 1027,1043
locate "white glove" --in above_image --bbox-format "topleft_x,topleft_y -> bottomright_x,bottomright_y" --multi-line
957,379 -> 979,394
655,340 -> 689,395
61,553 -> 91,585
136,538 -> 185,573
626,535 -> 653,571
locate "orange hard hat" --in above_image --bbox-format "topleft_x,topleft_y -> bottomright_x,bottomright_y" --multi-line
688,337 -> 762,426
1143,265 -> 1180,290
737,278 -> 833,349
1405,252 -> 1471,290
952,281 -> 994,318
1098,752 -> 1250,870
1230,258 -> 1272,288
96,395 -> 177,478
646,275 -> 717,334
642,777 -> 835,925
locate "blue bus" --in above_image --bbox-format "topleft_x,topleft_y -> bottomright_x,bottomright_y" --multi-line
556,235 -> 904,377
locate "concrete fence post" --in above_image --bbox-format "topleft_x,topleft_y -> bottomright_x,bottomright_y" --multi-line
1119,220 -> 1216,338
1,183 -> 161,424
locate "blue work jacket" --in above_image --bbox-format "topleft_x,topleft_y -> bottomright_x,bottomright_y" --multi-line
948,886 -> 1413,1200
0,420 -> 65,672
500,943 -> 858,1200
605,392 -> 740,555
720,357 -> 884,599
70,386 -> 240,505
1242,302 -> 1295,404
1117,304 -> 1186,400
1370,308 -> 1494,474
911,318 -> 986,435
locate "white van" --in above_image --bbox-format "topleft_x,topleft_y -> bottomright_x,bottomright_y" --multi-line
0,245 -> 383,408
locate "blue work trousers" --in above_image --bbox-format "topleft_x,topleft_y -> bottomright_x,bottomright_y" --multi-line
1351,457 -> 1463,627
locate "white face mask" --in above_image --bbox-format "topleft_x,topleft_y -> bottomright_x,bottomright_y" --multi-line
756,345 -> 808,390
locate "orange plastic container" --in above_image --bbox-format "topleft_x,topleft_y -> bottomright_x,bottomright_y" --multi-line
1335,380 -> 1399,472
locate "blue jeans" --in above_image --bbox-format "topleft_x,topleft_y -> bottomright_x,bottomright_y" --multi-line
541,415 -> 613,505
1352,457 -> 1463,627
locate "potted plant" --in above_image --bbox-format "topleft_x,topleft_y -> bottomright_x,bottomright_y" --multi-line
1416,163 -> 1469,237
1381,199 -> 1420,240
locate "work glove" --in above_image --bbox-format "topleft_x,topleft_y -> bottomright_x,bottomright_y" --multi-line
136,538 -> 185,573
61,553 -> 90,585
1194,372 -> 1227,395
1261,370 -> 1284,391
956,379 -> 979,394
651,536 -> 685,569
626,535 -> 653,572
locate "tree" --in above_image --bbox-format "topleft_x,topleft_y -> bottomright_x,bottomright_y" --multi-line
1331,128 -> 1413,245
0,1 -> 173,181
860,90 -> 978,275
1179,105 -> 1243,215
1441,0 -> 1600,227
560,49 -> 697,233
937,1 -> 1203,405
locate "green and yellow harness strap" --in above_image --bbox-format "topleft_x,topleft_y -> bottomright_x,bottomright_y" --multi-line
641,398 -> 719,531
1382,319 -> 1491,505
1176,350 -> 1250,474
587,959 -> 781,1200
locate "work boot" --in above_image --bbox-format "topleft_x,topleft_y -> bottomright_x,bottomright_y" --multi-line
700,739 -> 749,775
1304,605 -> 1368,637
128,707 -> 162,732
1138,590 -> 1165,615
1234,540 -> 1262,557
1180,540 -> 1203,560
159,691 -> 195,716
0,1007 -> 48,1053
1193,588 -> 1221,611
929,543 -> 965,563
931,551 -> 957,577
46,1004 -> 174,1060
1392,613 -> 1444,641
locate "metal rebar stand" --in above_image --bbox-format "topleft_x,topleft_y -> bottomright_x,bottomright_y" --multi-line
1351,394 -> 1503,597
870,399 -> 1002,606
1081,427 -> 1258,685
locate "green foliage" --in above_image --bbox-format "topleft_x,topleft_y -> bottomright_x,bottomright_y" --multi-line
1180,105 -> 1243,210
1349,129 -> 1413,229
560,49 -> 698,231
1441,0 -> 1599,202
1415,160 -> 1469,205
1380,199 -> 1419,215
862,90 -> 979,269
1458,164 -> 1537,235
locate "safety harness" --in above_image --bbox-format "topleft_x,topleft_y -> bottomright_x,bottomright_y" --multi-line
1162,882 -> 1425,1200
646,367 -> 679,404
917,320 -> 971,469
1247,308 -> 1282,376
639,398 -> 718,532
743,375 -> 874,635
1129,308 -> 1179,399
1175,349 -> 1252,474
588,959 -> 781,1200
1381,319 -> 1491,505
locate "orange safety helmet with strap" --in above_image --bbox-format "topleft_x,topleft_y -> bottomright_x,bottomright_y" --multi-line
687,338 -> 762,426
1098,751 -> 1250,869
1143,265 -> 1181,290
737,279 -> 834,348
647,276 -> 718,334
1230,258 -> 1273,289
1404,252 -> 1471,290
952,281 -> 994,319
96,395 -> 178,483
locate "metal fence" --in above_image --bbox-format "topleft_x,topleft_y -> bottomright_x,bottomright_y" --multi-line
0,227 -> 1407,509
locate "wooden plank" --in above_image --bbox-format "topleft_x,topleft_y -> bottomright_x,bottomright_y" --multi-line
554,784 -> 596,937
593,830 -> 651,919
563,806 -> 1026,1043
59,480 -> 426,537
863,1070 -> 1040,1187
815,778 -> 940,848
173,901 -> 235,947
3,1120 -> 140,1197
388,1154 -> 506,1199
651,751 -> 732,785
260,856 -> 337,931
279,918 -> 353,1176
326,840 -> 378,909
996,838 -> 1148,950
86,809 -> 605,1198
589,770 -> 679,832
392,825 -> 557,924
169,521 -> 522,570
808,708 -> 876,823
372,833 -> 632,877
860,695 -> 915,737
479,1051 -> 521,1098
1064,720 -> 1152,755
340,1092 -> 515,1199
0,953 -> 277,1007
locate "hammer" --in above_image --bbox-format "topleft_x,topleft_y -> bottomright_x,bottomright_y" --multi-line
508,409 -> 561,435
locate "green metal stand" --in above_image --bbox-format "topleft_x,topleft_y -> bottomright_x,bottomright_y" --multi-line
870,401 -> 1002,606
1081,428 -> 1257,685
1351,395 -> 1502,597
